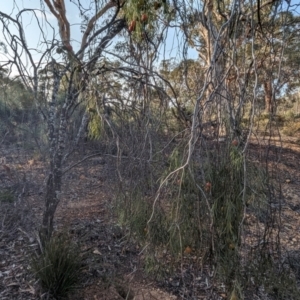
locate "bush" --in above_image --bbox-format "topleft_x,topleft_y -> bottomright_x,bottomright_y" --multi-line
30,233 -> 82,299
0,190 -> 14,203
282,120 -> 300,136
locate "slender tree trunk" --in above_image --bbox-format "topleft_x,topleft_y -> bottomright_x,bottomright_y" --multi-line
39,20 -> 126,245
264,79 -> 273,113
39,63 -> 69,244
40,107 -> 67,244
198,12 -> 232,137
40,172 -> 62,242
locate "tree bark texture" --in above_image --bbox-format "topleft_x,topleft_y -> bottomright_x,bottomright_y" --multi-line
264,79 -> 273,113
197,10 -> 233,136
39,16 -> 126,245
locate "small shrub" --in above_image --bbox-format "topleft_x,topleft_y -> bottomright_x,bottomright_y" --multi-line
284,111 -> 296,122
247,251 -> 300,300
30,233 -> 82,299
117,190 -> 169,246
282,121 -> 300,136
273,114 -> 286,124
0,190 -> 14,203
256,112 -> 270,122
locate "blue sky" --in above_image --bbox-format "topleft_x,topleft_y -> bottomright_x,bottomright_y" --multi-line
3,0 -> 298,76
0,0 -> 197,77
0,0 -> 83,68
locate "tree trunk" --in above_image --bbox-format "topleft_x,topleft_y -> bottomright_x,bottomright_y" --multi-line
264,79 -> 273,113
39,116 -> 66,244
37,17 -> 126,245
40,172 -> 62,243
198,12 -> 233,137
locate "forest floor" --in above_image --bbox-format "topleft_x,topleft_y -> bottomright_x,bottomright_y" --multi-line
0,134 -> 300,300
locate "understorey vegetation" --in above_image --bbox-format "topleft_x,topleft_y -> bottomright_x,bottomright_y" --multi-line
1,0 -> 300,299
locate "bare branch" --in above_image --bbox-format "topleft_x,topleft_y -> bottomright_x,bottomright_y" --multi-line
79,1 -> 116,59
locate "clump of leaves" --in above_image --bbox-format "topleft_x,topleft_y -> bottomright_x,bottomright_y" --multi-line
122,0 -> 173,41
0,190 -> 14,203
30,233 -> 82,299
88,112 -> 103,140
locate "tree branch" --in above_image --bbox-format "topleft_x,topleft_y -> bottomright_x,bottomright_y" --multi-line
79,1 -> 116,59
44,0 -> 72,50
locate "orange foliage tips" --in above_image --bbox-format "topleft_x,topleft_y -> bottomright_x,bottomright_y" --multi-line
141,13 -> 148,23
204,181 -> 211,193
231,139 -> 238,146
184,246 -> 192,254
128,20 -> 136,32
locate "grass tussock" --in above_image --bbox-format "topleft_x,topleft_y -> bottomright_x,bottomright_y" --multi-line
30,233 -> 83,299
0,190 -> 14,203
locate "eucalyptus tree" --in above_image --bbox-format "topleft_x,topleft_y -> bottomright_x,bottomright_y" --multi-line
0,0 -> 134,243
151,0 -> 299,297
159,58 -> 205,128
258,10 -> 300,112
167,0 -> 300,135
0,0 -> 176,243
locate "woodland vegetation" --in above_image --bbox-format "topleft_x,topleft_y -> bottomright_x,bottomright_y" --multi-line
1,0 -> 300,299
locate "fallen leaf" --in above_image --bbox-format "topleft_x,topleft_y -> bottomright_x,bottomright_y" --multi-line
184,246 -> 192,254
93,249 -> 102,255
20,285 -> 35,294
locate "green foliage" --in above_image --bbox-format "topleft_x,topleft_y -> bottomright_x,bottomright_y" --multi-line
163,148 -> 208,254
117,190 -> 169,246
0,190 -> 14,203
247,251 -> 300,300
117,134 -> 273,297
30,233 -> 82,299
282,121 -> 300,136
0,77 -> 33,112
88,113 -> 103,140
122,0 -> 172,41
254,107 -> 300,137
0,74 -> 40,146
208,148 -> 245,291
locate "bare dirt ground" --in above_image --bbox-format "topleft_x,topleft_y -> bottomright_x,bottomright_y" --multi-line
0,136 -> 300,299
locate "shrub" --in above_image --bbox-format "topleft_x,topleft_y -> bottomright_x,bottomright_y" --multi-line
0,190 -> 14,203
282,120 -> 300,136
30,233 -> 82,299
